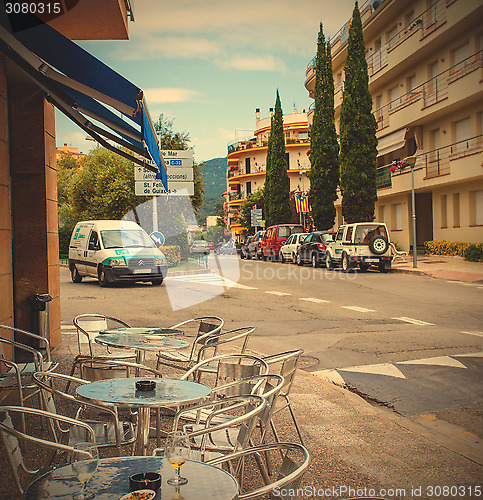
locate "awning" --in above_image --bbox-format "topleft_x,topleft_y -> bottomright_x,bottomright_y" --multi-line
0,10 -> 167,189
377,128 -> 407,157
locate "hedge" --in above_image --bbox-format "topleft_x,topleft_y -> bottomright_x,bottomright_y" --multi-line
160,245 -> 181,267
424,240 -> 483,262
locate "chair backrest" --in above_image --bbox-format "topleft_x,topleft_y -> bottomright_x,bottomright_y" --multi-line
73,314 -> 130,356
196,326 -> 255,364
170,316 -> 224,338
75,357 -> 163,381
0,323 -> 52,364
262,350 -> 303,397
207,442 -> 310,500
0,405 -> 95,495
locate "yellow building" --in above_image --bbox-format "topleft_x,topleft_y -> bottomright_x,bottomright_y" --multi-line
305,0 -> 483,251
56,143 -> 86,161
226,109 -> 310,238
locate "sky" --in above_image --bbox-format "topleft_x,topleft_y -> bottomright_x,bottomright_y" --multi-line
55,0 -> 358,164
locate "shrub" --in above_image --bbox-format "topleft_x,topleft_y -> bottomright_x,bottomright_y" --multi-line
424,240 -> 483,261
160,246 -> 180,267
58,224 -> 75,256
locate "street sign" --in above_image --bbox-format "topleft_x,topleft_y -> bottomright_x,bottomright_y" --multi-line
135,181 -> 194,196
135,167 -> 194,182
161,150 -> 193,159
150,231 -> 165,247
251,209 -> 262,226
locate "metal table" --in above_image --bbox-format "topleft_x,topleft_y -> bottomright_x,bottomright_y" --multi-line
77,378 -> 211,456
24,456 -> 239,500
96,330 -> 189,365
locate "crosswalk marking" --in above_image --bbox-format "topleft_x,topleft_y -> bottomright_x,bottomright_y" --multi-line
392,316 -> 435,326
299,297 -> 330,304
342,306 -> 376,313
265,291 -> 291,296
398,356 -> 467,369
166,273 -> 257,290
461,331 -> 483,338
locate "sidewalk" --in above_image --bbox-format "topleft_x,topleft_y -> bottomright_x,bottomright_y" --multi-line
391,253 -> 483,283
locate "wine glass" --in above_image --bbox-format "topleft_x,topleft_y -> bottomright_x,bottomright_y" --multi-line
164,431 -> 190,486
70,442 -> 99,500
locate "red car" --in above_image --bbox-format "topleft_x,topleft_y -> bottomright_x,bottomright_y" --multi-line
261,224 -> 305,261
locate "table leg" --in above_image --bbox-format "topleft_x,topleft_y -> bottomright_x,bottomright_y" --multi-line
135,407 -> 151,456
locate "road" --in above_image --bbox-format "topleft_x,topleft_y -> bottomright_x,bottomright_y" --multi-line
60,258 -> 483,441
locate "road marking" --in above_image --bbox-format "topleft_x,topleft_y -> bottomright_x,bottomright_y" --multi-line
342,306 -> 376,313
461,331 -> 483,338
166,274 -> 257,290
299,297 -> 330,304
392,316 -> 435,326
312,369 -> 346,386
315,363 -> 406,380
265,291 -> 291,296
453,352 -> 483,358
398,356 -> 467,369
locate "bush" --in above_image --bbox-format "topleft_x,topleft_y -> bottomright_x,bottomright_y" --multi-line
465,243 -> 483,262
58,224 -> 75,256
160,245 -> 180,267
424,240 -> 483,261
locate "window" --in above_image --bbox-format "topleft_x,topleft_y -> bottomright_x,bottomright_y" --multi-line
392,204 -> 403,230
298,132 -> 308,140
430,128 -> 440,161
246,182 -> 252,195
428,60 -> 439,91
427,0 -> 437,25
453,193 -> 460,227
387,25 -> 398,43
453,42 -> 469,66
389,86 -> 400,108
406,74 -> 416,92
379,205 -> 386,222
88,231 -> 99,250
345,226 -> 353,242
472,190 -> 483,225
336,228 -> 344,241
441,195 -> 447,228
245,157 -> 251,174
405,10 -> 415,25
454,117 -> 470,152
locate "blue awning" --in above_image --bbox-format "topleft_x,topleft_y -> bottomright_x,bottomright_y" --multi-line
0,10 -> 168,189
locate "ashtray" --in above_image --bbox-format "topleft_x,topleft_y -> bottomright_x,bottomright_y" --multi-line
135,380 -> 156,392
129,472 -> 161,492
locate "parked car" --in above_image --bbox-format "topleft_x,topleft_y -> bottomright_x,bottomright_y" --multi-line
206,241 -> 215,252
190,240 -> 209,254
296,231 -> 335,267
240,236 -> 253,259
325,222 -> 391,272
247,230 -> 266,260
261,224 -> 305,261
218,241 -> 237,255
279,233 -> 308,263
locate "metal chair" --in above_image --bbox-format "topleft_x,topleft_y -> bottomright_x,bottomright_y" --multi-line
207,442 -> 311,499
155,316 -> 224,372
33,371 -> 137,455
262,350 -> 306,446
69,314 -> 139,382
0,324 -> 59,431
0,405 -> 96,496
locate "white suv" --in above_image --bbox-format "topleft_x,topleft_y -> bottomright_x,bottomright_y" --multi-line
326,222 -> 391,272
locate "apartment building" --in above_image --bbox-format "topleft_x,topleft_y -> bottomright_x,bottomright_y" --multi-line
305,0 -> 483,251
226,109 -> 310,238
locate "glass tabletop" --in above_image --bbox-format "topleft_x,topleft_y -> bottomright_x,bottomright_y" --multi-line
100,327 -> 184,336
76,378 -> 212,408
24,456 -> 239,500
95,333 -> 189,352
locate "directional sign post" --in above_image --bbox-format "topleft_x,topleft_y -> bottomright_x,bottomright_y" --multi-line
251,209 -> 262,227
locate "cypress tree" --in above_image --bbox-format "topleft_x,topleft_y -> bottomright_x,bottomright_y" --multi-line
265,90 -> 291,226
264,116 -> 274,226
308,24 -> 340,230
339,2 -> 378,222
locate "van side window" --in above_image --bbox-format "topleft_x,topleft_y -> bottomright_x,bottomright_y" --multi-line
345,227 -> 353,243
88,231 -> 100,251
336,228 -> 344,241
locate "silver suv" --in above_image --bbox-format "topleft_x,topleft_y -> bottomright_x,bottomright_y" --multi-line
325,222 -> 391,272
190,240 -> 209,254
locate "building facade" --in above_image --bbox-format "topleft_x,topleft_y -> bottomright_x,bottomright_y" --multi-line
0,1 -> 133,351
226,109 -> 310,239
305,0 -> 483,251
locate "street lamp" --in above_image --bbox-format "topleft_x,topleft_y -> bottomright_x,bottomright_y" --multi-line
404,155 -> 418,268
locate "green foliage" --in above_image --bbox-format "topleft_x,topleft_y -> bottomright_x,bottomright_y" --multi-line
264,91 -> 291,226
206,224 -> 225,245
308,24 -> 340,230
425,240 -> 483,261
161,245 -> 181,267
58,224 -> 73,255
238,189 -> 264,234
196,157 -> 228,225
339,2 -> 378,223
465,244 -> 483,262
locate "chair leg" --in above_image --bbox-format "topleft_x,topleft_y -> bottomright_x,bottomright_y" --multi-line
286,397 -> 306,447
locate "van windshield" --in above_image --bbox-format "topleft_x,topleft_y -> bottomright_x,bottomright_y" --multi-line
100,230 -> 154,249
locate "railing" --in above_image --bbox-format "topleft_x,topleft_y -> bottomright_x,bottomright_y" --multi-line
229,192 -> 245,201
373,50 -> 482,130
366,46 -> 388,75
228,170 -> 239,178
187,253 -> 208,268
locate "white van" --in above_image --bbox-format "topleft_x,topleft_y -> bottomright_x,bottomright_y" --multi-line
68,220 -> 168,286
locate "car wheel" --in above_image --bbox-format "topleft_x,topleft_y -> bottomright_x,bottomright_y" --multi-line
256,251 -> 262,260
240,252 -> 244,259
280,252 -> 285,263
342,253 -> 352,273
296,252 -> 303,266
325,254 -> 333,270
369,235 -> 389,255
98,266 -> 110,287
311,253 -> 318,268
71,265 -> 82,283
151,278 -> 163,285
378,262 -> 388,273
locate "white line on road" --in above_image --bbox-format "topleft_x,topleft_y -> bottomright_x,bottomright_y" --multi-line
265,291 -> 291,296
299,297 -> 330,303
461,331 -> 483,338
392,317 -> 435,326
342,306 -> 376,313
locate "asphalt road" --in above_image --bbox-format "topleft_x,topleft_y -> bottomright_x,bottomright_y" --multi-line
60,259 -> 483,438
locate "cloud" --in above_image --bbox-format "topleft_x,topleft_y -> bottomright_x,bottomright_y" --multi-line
219,55 -> 286,72
144,87 -> 200,103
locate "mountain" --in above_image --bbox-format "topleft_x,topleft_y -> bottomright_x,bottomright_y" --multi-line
197,157 -> 227,224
